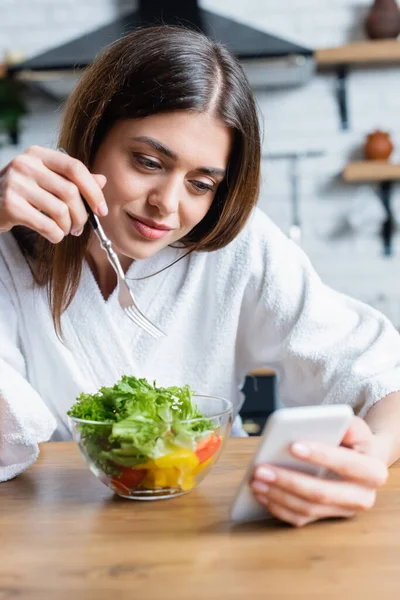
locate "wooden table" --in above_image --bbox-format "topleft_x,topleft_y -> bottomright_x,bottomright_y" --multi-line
1,440 -> 400,600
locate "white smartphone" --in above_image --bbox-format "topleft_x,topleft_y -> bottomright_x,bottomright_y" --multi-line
230,404 -> 354,523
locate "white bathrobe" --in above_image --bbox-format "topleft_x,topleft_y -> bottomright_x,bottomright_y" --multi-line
2,207 -> 400,481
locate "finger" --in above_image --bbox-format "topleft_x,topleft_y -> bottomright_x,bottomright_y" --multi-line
26,146 -> 108,217
31,168 -> 88,234
7,190 -> 65,243
255,494 -> 311,527
251,480 -> 356,519
7,152 -> 88,234
92,174 -> 107,189
16,180 -> 72,235
253,465 -> 377,511
254,495 -> 354,528
289,441 -> 388,487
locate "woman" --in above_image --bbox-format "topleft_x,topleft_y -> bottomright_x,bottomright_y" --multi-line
0,26 -> 399,527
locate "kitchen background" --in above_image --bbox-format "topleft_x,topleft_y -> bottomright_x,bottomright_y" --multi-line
1,0 -> 400,430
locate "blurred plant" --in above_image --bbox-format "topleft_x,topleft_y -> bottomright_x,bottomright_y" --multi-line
0,76 -> 28,145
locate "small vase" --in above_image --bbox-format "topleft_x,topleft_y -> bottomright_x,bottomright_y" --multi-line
365,0 -> 400,39
364,130 -> 394,160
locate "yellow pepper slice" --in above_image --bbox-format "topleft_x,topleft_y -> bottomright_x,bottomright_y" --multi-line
192,456 -> 213,476
180,473 -> 196,491
132,449 -> 201,490
134,460 -> 156,470
154,448 -> 199,471
142,467 -> 180,489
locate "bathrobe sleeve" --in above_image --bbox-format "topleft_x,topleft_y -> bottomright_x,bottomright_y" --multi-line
237,212 -> 400,417
0,277 -> 56,482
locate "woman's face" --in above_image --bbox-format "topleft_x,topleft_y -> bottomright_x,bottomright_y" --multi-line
91,110 -> 232,261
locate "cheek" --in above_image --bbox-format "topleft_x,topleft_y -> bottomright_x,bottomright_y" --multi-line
102,168 -> 149,207
180,199 -> 213,230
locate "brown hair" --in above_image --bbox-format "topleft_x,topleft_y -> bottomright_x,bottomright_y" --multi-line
14,25 -> 261,334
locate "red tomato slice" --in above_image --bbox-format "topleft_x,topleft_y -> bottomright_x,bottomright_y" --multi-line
195,434 -> 221,464
111,467 -> 146,494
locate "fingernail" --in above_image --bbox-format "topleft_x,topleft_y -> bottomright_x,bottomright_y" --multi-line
292,443 -> 311,458
98,201 -> 108,217
256,467 -> 276,482
71,227 -> 84,236
251,481 -> 269,495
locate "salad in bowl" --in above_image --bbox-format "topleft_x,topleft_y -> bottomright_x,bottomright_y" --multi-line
68,376 -> 233,499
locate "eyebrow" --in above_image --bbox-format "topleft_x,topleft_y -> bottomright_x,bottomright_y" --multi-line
130,136 -> 226,178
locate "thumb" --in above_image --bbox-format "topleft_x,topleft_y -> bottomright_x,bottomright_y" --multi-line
341,416 -> 373,452
92,174 -> 107,189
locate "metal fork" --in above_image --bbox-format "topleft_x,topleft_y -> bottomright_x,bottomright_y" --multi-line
90,216 -> 165,338
59,149 -> 165,339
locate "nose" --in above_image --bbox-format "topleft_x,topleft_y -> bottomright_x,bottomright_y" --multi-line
147,175 -> 181,216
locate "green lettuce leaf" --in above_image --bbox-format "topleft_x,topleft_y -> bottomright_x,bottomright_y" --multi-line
67,376 -> 214,469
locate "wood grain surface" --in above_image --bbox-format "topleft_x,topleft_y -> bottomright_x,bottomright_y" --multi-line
316,39 -> 400,66
248,368 -> 275,377
343,161 -> 400,182
1,440 -> 400,600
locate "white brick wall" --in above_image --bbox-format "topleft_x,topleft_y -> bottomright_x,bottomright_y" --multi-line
1,0 -> 400,325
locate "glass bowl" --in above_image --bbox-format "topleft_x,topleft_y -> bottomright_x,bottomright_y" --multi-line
69,395 -> 233,500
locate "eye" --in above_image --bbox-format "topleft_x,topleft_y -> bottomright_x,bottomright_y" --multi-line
133,154 -> 161,171
190,180 -> 215,194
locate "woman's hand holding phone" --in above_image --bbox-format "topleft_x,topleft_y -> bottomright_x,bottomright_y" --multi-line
250,416 -> 389,527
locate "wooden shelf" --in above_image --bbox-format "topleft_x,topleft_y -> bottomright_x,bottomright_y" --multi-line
316,40 -> 400,67
343,161 -> 400,256
343,161 -> 400,183
248,368 -> 275,377
315,40 -> 400,130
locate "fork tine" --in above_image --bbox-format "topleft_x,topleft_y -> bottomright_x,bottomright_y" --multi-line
125,301 -> 164,337
128,308 -> 164,339
120,279 -> 165,338
124,306 -> 155,336
124,305 -> 165,339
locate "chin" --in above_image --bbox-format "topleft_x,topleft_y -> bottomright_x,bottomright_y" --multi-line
131,247 -> 162,260
116,239 -> 167,261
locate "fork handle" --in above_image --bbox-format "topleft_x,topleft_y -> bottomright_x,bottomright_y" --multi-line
80,188 -> 125,280
95,233 -> 125,280
88,216 -> 125,281
81,197 -> 99,231
58,147 -> 126,281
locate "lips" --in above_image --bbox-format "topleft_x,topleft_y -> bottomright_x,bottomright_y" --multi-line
127,213 -> 173,241
130,214 -> 173,231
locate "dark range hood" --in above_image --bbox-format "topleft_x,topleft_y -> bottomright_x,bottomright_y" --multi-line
11,1 -> 314,90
